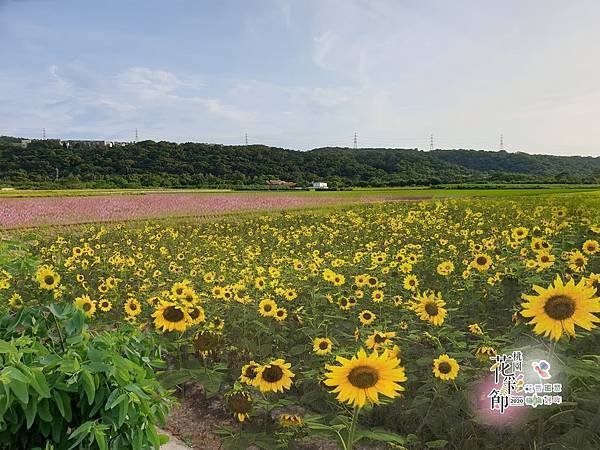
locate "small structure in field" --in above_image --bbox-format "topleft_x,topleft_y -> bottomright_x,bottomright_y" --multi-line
311,182 -> 328,189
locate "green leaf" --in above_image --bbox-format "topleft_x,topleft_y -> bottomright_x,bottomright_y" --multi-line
94,428 -> 108,450
426,439 -> 449,448
80,370 -> 95,405
68,421 -> 93,450
29,369 -> 51,399
0,341 -> 17,354
9,379 -> 29,404
23,398 -> 38,429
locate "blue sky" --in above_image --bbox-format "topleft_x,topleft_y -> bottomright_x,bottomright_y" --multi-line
1,0 -> 599,155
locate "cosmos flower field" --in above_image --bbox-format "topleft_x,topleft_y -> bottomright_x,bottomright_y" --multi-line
2,191 -> 600,449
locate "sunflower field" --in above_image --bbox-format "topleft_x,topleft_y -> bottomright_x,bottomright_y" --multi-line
2,192 -> 600,449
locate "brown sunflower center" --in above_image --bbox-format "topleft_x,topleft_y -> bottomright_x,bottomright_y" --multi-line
244,365 -> 258,379
362,312 -> 371,320
438,362 -> 452,374
540,255 -> 550,263
476,256 -> 487,266
188,307 -> 201,320
163,306 -> 184,322
82,302 -> 92,311
261,365 -> 284,383
44,275 -> 55,285
319,341 -> 329,350
544,295 -> 576,320
424,302 -> 439,316
348,366 -> 379,388
227,393 -> 252,414
194,332 -> 218,351
374,333 -> 387,343
263,304 -> 272,312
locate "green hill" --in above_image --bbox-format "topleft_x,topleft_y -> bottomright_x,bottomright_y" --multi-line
0,138 -> 598,188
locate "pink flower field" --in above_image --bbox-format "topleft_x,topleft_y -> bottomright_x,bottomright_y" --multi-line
0,192 -> 412,228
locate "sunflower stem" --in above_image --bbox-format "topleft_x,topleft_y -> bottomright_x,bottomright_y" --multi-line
346,406 -> 360,450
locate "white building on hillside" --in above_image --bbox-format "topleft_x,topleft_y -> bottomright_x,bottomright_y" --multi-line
311,182 -> 328,189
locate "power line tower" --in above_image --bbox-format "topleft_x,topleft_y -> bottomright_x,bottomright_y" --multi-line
429,134 -> 434,151
245,133 -> 248,145
42,128 -> 46,140
500,134 -> 504,151
353,132 -> 358,149
135,128 -> 138,143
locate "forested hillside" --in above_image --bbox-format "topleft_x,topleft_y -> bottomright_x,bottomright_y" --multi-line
0,137 -> 599,188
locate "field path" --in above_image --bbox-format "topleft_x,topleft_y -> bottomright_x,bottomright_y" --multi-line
0,192 -> 427,228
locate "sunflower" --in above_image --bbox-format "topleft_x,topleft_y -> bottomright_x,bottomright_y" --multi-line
432,354 -> 460,381
274,307 -> 288,322
98,298 -> 112,312
152,302 -> 191,332
255,359 -> 295,393
240,361 -> 260,386
403,274 -> 419,291
74,295 -> 96,318
436,261 -> 455,276
313,337 -> 333,355
471,253 -> 492,272
358,310 -> 376,326
365,331 -> 395,350
209,316 -> 224,330
193,330 -> 219,355
371,290 -> 384,303
535,251 -> 555,271
258,298 -> 277,317
468,323 -> 484,336
279,414 -> 303,427
186,305 -> 206,325
35,266 -> 61,290
323,348 -> 407,408
475,345 -> 497,358
521,275 -> 600,340
582,239 -> 599,255
8,293 -> 23,309
124,297 -> 142,317
568,251 -> 588,272
226,391 -> 253,422
413,291 -> 447,326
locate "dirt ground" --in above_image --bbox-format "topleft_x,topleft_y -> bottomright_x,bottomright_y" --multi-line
164,383 -> 388,450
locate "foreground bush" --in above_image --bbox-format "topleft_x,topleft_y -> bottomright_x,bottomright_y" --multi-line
0,304 -> 172,449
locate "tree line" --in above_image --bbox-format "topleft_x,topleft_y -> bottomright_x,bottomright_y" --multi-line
0,137 -> 599,188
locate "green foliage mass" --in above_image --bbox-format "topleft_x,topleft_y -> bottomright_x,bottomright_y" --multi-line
0,304 -> 172,450
1,138 -> 599,188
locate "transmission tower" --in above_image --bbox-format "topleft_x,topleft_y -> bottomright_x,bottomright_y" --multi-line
245,133 -> 248,145
429,134 -> 434,151
500,134 -> 504,151
135,128 -> 138,142
353,132 -> 358,149
43,128 -> 46,140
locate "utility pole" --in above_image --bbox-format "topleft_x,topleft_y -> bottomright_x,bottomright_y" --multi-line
135,128 -> 139,143
353,132 -> 358,149
429,134 -> 434,151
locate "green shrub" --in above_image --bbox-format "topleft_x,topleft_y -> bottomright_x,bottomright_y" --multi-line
0,304 -> 173,449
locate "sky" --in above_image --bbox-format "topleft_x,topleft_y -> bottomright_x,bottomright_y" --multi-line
1,0 -> 599,156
